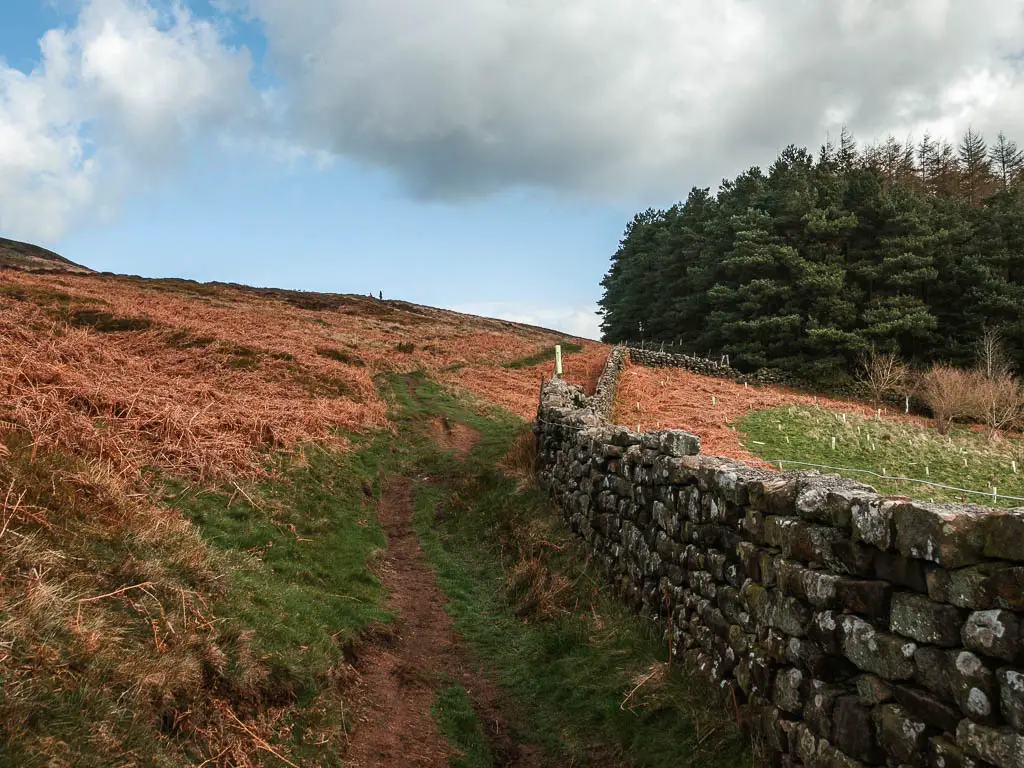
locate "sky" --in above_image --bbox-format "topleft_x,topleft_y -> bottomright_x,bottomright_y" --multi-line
3,2 -> 1024,339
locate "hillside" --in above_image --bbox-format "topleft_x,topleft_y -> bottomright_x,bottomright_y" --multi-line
7,268 -> 706,767
0,236 -> 93,273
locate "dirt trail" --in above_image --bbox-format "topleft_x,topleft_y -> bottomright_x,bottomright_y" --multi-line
344,411 -> 538,767
343,478 -> 452,767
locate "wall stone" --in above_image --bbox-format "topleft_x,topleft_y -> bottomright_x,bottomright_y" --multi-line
624,344 -> 803,388
535,351 -> 1024,768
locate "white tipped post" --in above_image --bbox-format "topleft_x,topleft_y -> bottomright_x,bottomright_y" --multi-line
555,344 -> 563,376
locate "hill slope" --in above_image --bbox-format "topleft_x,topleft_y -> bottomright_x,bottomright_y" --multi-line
0,268 -> 608,765
0,236 -> 93,273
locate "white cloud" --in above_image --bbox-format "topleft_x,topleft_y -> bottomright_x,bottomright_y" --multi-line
448,301 -> 602,341
0,0 -> 257,242
8,1 -> 1024,243
240,0 -> 1024,200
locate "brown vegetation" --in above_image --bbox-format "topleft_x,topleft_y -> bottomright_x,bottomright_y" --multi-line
613,360 -> 924,465
918,364 -> 980,435
0,268 -> 599,765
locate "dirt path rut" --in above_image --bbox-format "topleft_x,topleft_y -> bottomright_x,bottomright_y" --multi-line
344,477 -> 454,767
344,414 -> 537,767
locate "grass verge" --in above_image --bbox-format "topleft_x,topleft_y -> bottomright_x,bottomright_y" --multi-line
737,404 -> 1024,506
163,432 -> 403,764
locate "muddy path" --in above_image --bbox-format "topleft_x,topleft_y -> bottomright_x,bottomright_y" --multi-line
343,403 -> 540,767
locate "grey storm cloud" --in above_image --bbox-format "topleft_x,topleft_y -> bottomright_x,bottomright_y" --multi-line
246,0 -> 1024,199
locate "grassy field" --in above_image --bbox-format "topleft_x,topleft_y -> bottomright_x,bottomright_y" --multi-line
0,267 -> 597,765
737,404 -> 1024,507
165,437 -> 400,765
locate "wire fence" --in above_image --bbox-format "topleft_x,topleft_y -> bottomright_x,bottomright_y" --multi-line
765,458 -> 1024,504
540,362 -> 1024,506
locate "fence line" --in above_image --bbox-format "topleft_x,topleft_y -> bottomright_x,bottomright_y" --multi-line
766,459 -> 1024,503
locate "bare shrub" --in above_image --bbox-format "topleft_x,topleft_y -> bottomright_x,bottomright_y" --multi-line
855,346 -> 908,405
971,327 -> 1024,436
919,365 -> 981,435
974,372 -> 1024,436
977,326 -> 1013,381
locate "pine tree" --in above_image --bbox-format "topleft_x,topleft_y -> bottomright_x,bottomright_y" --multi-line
837,126 -> 858,171
598,130 -> 1024,381
900,138 -> 919,189
918,133 -> 939,195
958,127 -> 994,206
990,131 -> 1024,190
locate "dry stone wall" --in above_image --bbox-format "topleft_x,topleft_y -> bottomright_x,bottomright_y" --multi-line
625,345 -> 800,387
535,352 -> 1024,768
627,346 -> 742,378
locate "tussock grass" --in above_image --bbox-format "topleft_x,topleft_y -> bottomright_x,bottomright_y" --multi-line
0,431 -> 243,766
0,417 -> 395,766
738,404 -> 1024,506
315,346 -> 366,367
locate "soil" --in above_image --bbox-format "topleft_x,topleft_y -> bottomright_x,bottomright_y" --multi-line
429,416 -> 480,461
344,415 -> 542,767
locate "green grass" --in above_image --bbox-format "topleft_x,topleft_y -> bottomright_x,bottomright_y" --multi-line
400,374 -> 750,767
432,684 -> 495,768
737,404 -> 1024,506
503,341 -> 583,369
166,432 -> 401,763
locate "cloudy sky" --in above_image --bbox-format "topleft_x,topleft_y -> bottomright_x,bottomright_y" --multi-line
3,1 -> 1024,338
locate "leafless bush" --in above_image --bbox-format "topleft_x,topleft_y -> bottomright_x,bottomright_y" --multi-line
974,372 -> 1024,436
856,347 -> 908,405
919,365 -> 980,435
971,328 -> 1023,436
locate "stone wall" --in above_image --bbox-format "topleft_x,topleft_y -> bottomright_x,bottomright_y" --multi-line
626,345 -> 742,378
534,354 -> 1024,768
625,345 -> 802,388
590,345 -> 627,419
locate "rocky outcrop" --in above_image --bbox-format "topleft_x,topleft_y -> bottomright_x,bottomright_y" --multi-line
535,353 -> 1024,768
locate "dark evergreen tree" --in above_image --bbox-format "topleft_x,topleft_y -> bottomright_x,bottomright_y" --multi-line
958,127 -> 994,207
597,130 -> 1024,385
